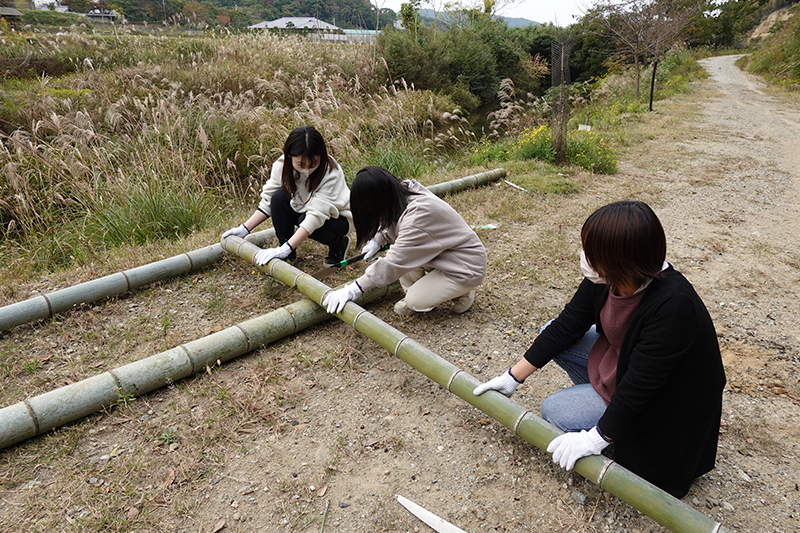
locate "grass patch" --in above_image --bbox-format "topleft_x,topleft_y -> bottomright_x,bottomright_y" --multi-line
470,126 -> 617,175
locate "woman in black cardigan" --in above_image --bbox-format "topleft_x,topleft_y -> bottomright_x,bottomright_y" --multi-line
474,200 -> 726,498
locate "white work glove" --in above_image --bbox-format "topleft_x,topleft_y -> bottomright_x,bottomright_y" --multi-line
323,282 -> 363,313
222,224 -> 249,239
253,242 -> 293,265
547,426 -> 610,471
472,368 -> 523,397
362,239 -> 382,261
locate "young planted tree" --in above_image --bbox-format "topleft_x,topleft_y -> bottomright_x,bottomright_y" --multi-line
585,0 -> 700,101
641,0 -> 700,109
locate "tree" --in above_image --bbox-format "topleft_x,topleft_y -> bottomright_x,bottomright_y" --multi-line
400,0 -> 420,32
585,0 -> 700,99
641,0 -> 700,109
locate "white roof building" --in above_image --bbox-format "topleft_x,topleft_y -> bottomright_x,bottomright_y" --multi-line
249,17 -> 339,31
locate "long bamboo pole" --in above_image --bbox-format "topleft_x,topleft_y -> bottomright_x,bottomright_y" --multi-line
0,168 -> 507,444
223,237 -> 732,533
0,169 -> 506,333
0,231 -> 276,332
0,274 -> 397,450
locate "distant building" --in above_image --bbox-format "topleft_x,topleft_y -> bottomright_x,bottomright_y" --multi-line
33,0 -> 69,13
249,17 -> 339,31
249,17 -> 377,44
0,6 -> 23,28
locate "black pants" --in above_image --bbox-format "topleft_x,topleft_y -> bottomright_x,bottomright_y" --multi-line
270,189 -> 349,249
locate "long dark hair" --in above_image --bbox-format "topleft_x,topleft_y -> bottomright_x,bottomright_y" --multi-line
581,200 -> 667,289
350,166 -> 415,248
280,125 -> 337,197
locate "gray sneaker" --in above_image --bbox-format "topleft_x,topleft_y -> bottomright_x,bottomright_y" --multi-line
451,289 -> 475,314
393,299 -> 417,317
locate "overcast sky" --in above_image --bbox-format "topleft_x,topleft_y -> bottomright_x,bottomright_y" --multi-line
377,0 -> 593,26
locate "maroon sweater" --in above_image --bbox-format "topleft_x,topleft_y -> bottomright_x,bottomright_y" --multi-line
588,289 -> 645,404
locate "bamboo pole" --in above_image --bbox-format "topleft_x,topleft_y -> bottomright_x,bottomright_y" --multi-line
0,230 -> 276,332
0,168 -> 506,332
223,238 -> 731,533
0,271 -> 397,451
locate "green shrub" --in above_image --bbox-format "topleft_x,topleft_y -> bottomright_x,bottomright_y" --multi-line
565,130 -> 617,174
469,138 -> 514,165
470,125 -> 616,174
82,174 -> 221,247
355,139 -> 427,181
512,126 -> 554,163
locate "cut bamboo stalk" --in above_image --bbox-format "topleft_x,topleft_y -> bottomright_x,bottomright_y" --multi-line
224,238 -> 731,533
0,230 -> 276,332
0,276 -> 396,450
0,168 -> 506,332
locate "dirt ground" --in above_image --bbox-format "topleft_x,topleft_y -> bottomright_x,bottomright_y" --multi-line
1,54 -> 799,533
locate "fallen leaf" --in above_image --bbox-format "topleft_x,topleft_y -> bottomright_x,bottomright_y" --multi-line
127,506 -> 139,520
210,517 -> 226,533
317,485 -> 328,497
162,468 -> 176,489
418,408 -> 430,416
773,386 -> 787,394
504,330 -> 514,334
362,436 -> 380,447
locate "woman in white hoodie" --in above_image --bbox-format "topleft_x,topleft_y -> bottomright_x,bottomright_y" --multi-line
222,125 -> 353,267
323,166 -> 486,316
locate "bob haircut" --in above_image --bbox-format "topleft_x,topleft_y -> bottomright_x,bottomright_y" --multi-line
350,166 -> 416,248
581,200 -> 667,290
280,125 -> 337,197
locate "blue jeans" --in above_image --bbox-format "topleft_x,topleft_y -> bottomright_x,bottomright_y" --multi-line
539,323 -> 608,432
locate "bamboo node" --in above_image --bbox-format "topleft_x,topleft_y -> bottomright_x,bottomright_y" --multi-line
597,459 -> 615,487
393,336 -> 411,357
446,369 -> 463,392
352,309 -> 368,329
41,294 -> 54,318
23,399 -> 40,435
179,345 -> 195,375
513,410 -> 531,434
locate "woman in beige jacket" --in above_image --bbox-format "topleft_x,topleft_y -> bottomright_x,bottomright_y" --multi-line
323,166 -> 486,316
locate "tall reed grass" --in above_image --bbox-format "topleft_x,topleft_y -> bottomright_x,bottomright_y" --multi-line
0,30 -> 468,277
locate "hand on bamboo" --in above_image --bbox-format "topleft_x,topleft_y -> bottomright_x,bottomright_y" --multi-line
472,368 -> 522,397
547,427 -> 610,471
254,242 -> 293,265
222,224 -> 249,239
323,282 -> 362,313
362,239 -> 382,261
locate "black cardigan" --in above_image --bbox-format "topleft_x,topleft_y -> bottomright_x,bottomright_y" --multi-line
524,266 -> 726,498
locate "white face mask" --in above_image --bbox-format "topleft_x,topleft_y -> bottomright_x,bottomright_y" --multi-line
580,249 -> 607,285
293,165 -> 318,179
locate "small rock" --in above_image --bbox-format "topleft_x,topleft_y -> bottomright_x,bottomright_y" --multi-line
721,501 -> 735,512
571,492 -> 588,505
338,502 -> 349,508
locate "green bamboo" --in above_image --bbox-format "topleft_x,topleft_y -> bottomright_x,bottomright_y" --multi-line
0,274 -> 396,450
0,229 -> 276,332
0,168 -> 506,333
225,243 -> 731,533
